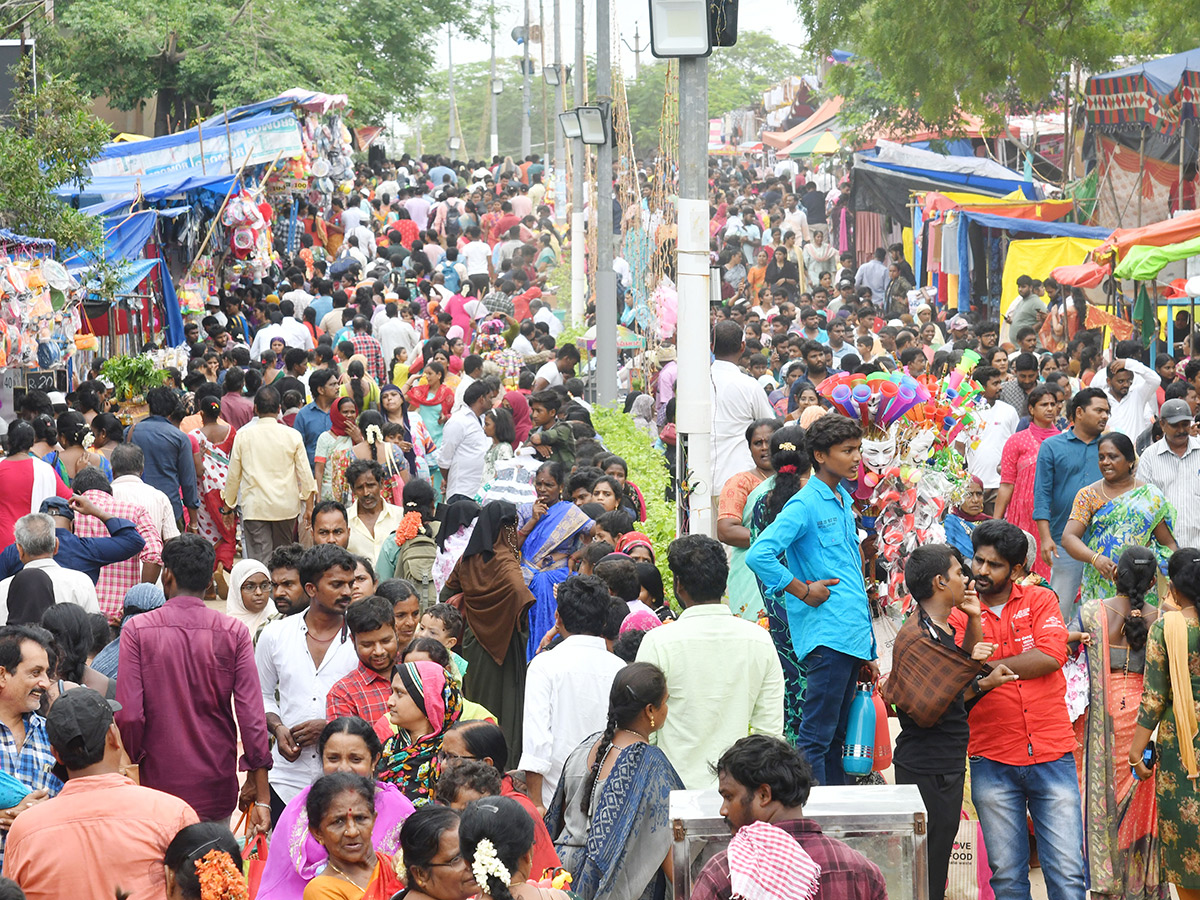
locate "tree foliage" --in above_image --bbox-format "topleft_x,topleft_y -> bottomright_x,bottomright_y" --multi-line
793,0 -> 1200,134
35,0 -> 479,133
0,59 -> 109,248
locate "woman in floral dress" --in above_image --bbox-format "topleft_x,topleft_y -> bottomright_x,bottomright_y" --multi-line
189,395 -> 238,577
1130,550 -> 1200,899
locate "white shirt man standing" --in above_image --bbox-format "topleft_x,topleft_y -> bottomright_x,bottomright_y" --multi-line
1137,399 -> 1200,546
439,382 -> 492,501
109,443 -> 180,547
519,575 -> 625,811
710,321 -> 774,494
963,366 -> 1019,513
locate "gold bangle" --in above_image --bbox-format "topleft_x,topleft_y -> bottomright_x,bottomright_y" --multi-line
1090,552 -> 1100,567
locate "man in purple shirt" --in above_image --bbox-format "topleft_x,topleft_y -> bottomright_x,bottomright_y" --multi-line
115,534 -> 271,830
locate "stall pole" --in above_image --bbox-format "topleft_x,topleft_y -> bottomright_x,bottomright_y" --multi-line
183,146 -> 258,282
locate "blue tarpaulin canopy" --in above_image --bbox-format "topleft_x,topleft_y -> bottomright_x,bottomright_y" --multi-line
56,170 -> 241,205
955,210 -> 1112,307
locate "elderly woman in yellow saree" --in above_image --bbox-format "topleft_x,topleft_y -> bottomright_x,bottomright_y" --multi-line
1070,547 -> 1165,900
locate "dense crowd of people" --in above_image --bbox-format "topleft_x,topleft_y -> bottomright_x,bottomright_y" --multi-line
0,150 -> 1198,900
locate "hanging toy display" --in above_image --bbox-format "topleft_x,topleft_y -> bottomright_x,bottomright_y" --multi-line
818,351 -> 984,613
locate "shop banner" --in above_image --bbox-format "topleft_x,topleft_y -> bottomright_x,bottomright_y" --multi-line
90,112 -> 303,178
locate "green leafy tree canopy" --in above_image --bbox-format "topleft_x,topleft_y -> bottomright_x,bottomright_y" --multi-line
794,0 -> 1200,135
0,59 -> 109,248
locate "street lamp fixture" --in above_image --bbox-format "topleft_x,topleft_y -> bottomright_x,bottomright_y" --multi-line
647,0 -> 712,58
543,65 -> 560,86
576,105 -> 609,145
558,110 -> 583,140
448,136 -> 462,151
491,79 -> 504,95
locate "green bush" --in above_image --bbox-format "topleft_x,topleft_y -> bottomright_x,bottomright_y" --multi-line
591,404 -> 677,609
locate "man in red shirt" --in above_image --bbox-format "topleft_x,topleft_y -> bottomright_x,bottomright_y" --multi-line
948,520 -> 1085,900
326,596 -> 398,733
488,201 -> 521,245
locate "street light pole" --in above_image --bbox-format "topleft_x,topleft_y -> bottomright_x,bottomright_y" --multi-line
569,0 -> 586,325
521,0 -> 532,158
676,55 -> 712,535
447,25 -> 461,156
593,0 -> 617,404
552,0 -> 566,223
489,5 -> 499,158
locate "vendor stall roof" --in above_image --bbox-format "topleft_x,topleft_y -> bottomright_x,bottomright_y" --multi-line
762,96 -> 843,150
56,169 -> 241,205
1086,48 -> 1200,134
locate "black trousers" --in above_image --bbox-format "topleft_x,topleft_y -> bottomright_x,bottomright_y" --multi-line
894,764 -> 965,900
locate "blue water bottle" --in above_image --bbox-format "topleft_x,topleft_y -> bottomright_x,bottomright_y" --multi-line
842,682 -> 877,777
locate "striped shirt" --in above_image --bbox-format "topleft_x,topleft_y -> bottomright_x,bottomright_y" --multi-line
1138,436 -> 1200,548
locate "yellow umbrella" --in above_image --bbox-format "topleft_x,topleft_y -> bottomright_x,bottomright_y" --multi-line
809,130 -> 841,155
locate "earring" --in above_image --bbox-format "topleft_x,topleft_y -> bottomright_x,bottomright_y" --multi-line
649,714 -> 656,729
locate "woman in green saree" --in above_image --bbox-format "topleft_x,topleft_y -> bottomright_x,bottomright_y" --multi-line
1062,432 -> 1176,607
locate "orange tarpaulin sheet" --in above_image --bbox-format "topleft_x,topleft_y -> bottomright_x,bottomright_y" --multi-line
922,191 -> 1076,221
1051,261 -> 1109,288
762,97 -> 843,150
1095,209 -> 1200,262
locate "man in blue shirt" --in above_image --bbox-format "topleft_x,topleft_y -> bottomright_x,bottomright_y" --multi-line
746,414 -> 877,786
0,497 -> 144,583
126,387 -> 200,530
292,368 -> 339,470
1032,387 -> 1110,619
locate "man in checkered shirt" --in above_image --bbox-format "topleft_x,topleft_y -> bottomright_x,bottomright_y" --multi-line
692,735 -> 886,900
70,467 -> 163,622
349,315 -> 387,384
0,625 -> 62,866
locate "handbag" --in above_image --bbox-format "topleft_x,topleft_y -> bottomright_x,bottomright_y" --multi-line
0,771 -> 30,809
234,810 -> 269,900
881,608 -> 987,728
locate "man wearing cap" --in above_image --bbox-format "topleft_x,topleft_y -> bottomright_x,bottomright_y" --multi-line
948,315 -> 972,347
1138,398 -> 1200,547
5,687 -> 199,900
0,514 -> 101,623
0,496 -> 143,584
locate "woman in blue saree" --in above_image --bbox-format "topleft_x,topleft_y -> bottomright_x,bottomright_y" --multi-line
546,662 -> 683,900
516,461 -> 595,660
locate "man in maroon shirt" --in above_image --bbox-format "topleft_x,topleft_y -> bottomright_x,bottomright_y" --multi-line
692,735 -> 887,900
115,534 -> 272,831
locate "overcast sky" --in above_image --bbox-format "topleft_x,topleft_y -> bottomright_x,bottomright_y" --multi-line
431,0 -> 810,73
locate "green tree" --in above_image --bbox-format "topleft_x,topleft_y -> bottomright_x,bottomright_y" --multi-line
793,0 -> 1200,134
0,59 -> 109,248
35,0 -> 478,133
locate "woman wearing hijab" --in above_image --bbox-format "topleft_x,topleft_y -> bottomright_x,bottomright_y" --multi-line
5,567 -> 58,626
943,476 -> 990,559
225,558 -> 274,640
441,501 -> 534,760
502,391 -> 532,448
431,500 -> 480,594
315,397 -> 362,501
764,246 -> 801,302
377,660 -> 463,802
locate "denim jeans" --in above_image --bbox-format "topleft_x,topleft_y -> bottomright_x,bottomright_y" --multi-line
796,645 -> 861,786
1048,544 -> 1087,621
970,754 -> 1086,900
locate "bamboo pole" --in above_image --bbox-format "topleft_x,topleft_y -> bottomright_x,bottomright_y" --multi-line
183,145 -> 257,281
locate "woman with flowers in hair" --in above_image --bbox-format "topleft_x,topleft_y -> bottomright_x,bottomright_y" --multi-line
746,425 -> 812,744
302,772 -> 406,900
377,660 -> 463,802
165,822 -> 248,900
546,662 -> 681,900
461,796 -> 572,900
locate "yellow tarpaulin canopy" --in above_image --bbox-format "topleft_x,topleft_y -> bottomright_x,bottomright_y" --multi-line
999,236 -> 1103,342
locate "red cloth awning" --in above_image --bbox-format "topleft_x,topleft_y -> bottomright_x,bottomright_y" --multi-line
1094,209 -> 1200,261
1051,261 -> 1109,288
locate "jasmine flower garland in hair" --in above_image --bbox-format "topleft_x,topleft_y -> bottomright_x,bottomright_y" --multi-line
471,837 -> 511,890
